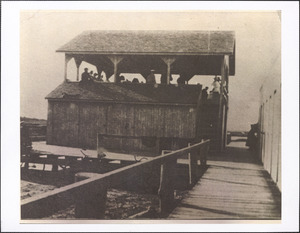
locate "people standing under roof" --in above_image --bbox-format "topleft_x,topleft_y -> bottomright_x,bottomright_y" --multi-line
201,86 -> 209,100
98,74 -> 104,82
146,69 -> 156,84
211,76 -> 221,93
81,68 -> 91,82
177,75 -> 185,84
246,123 -> 258,152
89,70 -> 94,79
160,72 -> 167,84
116,75 -> 125,83
92,73 -> 98,81
161,71 -> 173,84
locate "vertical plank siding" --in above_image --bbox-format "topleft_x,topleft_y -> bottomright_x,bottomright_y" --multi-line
164,106 -> 196,138
106,104 -> 123,135
78,103 -> 107,149
258,61 -> 281,191
47,101 -> 198,152
52,102 -> 79,147
134,105 -> 155,137
46,102 -> 53,144
151,106 -> 165,137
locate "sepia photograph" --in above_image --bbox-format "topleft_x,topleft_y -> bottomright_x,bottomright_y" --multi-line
1,1 -> 299,232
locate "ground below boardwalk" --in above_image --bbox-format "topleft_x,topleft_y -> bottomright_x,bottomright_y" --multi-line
43,189 -> 159,219
21,174 -> 160,219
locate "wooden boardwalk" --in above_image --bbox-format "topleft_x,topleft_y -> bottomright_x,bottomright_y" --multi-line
32,141 -> 152,161
169,141 -> 281,220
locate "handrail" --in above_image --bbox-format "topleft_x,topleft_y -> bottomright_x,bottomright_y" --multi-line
21,140 -> 210,219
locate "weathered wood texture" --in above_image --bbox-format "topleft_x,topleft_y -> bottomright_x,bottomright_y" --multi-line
31,141 -> 154,162
47,101 -> 197,151
258,70 -> 281,191
51,102 -> 79,147
74,173 -> 108,219
188,142 -> 209,186
169,145 -> 281,220
21,140 -> 210,219
46,102 -> 53,144
158,158 -> 177,217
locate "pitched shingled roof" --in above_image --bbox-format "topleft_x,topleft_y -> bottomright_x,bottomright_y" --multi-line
57,30 -> 235,55
46,82 -> 202,105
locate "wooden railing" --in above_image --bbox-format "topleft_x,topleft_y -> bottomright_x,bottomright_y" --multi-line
21,140 -> 210,219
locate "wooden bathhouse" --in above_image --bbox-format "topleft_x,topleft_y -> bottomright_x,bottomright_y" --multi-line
46,30 -> 235,154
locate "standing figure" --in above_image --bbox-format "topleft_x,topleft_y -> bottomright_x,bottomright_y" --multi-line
81,68 -> 90,82
116,75 -> 125,83
177,75 -> 185,84
201,87 -> 209,100
89,70 -> 94,79
146,69 -> 156,84
211,76 -> 221,93
92,73 -> 98,81
246,124 -> 258,151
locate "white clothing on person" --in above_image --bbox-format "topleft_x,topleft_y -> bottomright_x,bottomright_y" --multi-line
212,80 -> 220,93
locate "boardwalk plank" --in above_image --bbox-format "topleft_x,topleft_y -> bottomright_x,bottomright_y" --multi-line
168,143 -> 281,220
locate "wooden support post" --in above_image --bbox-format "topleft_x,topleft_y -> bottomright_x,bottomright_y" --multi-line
141,162 -> 161,194
74,56 -> 83,81
107,55 -> 123,83
76,66 -> 80,82
188,143 -> 198,186
161,57 -> 176,84
51,155 -> 58,172
217,55 -> 228,150
200,143 -> 208,167
195,85 -> 203,141
224,56 -> 230,148
74,172 -> 107,219
226,71 -> 229,94
22,146 -> 30,170
158,154 -> 176,217
64,54 -> 72,81
24,155 -> 29,170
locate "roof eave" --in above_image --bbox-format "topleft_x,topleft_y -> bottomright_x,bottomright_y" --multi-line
46,98 -> 197,106
56,50 -> 234,56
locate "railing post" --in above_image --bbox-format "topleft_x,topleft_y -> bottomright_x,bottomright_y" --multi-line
158,153 -> 176,217
200,142 -> 209,167
51,155 -> 58,172
141,162 -> 161,194
188,143 -> 198,186
74,173 -> 107,219
23,154 -> 29,169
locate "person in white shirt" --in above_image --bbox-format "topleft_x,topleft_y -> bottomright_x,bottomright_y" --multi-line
211,76 -> 221,93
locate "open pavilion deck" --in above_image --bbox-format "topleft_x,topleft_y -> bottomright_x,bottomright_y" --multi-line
168,140 -> 281,220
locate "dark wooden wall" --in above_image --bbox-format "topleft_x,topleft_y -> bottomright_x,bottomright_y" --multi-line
47,101 -> 197,152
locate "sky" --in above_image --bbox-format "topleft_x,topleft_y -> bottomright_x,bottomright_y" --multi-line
20,10 -> 281,131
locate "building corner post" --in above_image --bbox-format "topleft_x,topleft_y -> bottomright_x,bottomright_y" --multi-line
64,54 -> 72,81
74,56 -> 83,81
107,55 -> 123,83
161,57 -> 176,84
